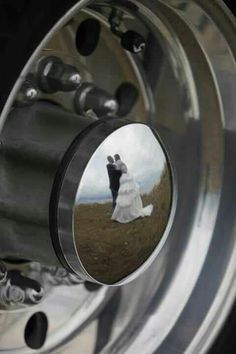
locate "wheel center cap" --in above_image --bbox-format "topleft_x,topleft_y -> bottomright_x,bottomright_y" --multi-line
53,119 -> 172,285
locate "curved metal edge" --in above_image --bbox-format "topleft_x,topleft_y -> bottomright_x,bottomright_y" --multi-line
54,118 -> 177,287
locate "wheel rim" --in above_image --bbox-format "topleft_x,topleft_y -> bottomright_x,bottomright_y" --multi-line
0,1 -> 235,353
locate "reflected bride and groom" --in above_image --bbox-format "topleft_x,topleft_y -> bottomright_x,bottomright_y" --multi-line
74,124 -> 172,284
106,154 -> 154,224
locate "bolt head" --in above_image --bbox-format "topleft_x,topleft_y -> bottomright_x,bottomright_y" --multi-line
69,73 -> 81,85
104,99 -> 119,115
25,88 -> 38,100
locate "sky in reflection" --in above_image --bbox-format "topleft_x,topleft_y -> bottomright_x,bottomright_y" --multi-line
76,124 -> 167,203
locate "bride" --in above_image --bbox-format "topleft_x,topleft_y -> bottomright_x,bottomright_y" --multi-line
111,156 -> 153,224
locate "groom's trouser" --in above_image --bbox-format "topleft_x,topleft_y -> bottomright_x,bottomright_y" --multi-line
111,189 -> 118,210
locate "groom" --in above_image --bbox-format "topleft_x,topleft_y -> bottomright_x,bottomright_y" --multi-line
106,156 -> 122,211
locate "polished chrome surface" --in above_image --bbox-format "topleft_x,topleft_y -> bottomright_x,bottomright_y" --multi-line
0,267 -> 113,353
61,123 -> 172,284
0,0 -> 235,353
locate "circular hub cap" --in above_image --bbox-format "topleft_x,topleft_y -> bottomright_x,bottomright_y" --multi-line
54,120 -> 172,284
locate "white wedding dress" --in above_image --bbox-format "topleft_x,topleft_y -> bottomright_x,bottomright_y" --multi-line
111,162 -> 153,224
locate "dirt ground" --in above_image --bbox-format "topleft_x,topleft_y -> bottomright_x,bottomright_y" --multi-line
74,167 -> 172,284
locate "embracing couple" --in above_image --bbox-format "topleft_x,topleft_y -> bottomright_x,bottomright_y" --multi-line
106,154 -> 153,224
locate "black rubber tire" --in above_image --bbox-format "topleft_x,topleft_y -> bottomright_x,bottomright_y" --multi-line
209,303 -> 236,353
0,1 -> 235,353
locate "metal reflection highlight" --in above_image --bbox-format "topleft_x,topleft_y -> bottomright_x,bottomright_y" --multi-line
74,124 -> 172,284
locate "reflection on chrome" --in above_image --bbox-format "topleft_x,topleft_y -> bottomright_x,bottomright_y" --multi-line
74,124 -> 172,284
108,154 -> 154,224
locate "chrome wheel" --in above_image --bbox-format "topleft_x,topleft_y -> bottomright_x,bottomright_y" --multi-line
0,0 -> 235,353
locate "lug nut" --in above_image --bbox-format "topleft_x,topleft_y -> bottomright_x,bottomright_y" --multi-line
0,266 -> 44,306
25,87 -> 38,99
15,74 -> 39,107
74,83 -> 119,117
37,56 -> 81,93
121,30 -> 146,54
69,73 -> 81,85
109,9 -> 146,54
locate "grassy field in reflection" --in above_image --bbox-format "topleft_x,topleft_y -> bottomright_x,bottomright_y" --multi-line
74,167 -> 172,284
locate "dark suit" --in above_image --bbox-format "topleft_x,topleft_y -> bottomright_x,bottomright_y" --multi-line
106,163 -> 122,210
